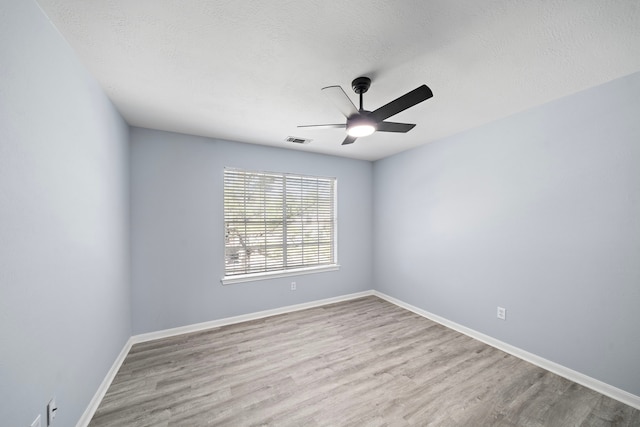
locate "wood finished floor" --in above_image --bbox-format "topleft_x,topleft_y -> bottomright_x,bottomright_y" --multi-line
89,296 -> 640,427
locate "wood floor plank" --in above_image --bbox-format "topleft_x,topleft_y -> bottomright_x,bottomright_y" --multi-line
89,296 -> 639,426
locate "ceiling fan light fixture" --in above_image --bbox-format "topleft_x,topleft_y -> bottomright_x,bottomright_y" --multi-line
346,116 -> 376,137
347,124 -> 376,137
298,77 -> 433,146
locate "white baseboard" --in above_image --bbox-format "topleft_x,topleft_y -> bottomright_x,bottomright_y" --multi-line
132,290 -> 374,344
373,290 -> 640,410
76,336 -> 134,427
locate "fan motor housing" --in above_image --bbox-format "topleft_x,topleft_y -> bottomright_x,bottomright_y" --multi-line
352,77 -> 371,94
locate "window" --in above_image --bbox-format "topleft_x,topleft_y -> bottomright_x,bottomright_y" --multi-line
222,168 -> 338,284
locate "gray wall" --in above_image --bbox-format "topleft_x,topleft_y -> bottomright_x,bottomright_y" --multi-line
373,72 -> 640,396
0,2 -> 131,426
130,128 -> 373,334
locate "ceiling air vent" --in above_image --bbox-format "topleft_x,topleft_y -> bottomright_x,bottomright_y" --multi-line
285,136 -> 312,144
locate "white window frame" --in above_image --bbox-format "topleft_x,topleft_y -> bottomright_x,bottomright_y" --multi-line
221,168 -> 339,285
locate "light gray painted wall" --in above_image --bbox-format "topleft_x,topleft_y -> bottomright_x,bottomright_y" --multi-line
0,2 -> 131,426
373,72 -> 640,396
130,128 -> 373,334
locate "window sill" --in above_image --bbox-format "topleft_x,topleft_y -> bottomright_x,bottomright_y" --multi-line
221,264 -> 340,285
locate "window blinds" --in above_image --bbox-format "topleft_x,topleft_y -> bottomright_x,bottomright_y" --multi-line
224,169 -> 336,278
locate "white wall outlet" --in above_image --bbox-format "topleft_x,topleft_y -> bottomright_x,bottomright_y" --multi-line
30,414 -> 41,427
47,397 -> 57,425
290,281 -> 296,291
497,306 -> 506,320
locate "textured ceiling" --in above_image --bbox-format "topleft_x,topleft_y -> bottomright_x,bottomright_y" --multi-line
37,0 -> 640,161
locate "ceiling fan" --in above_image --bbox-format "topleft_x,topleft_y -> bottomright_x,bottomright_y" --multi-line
298,77 -> 433,145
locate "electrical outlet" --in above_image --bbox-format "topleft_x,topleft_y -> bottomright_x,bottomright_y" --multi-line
47,398 -> 57,426
290,281 -> 296,291
497,306 -> 506,320
30,414 -> 41,427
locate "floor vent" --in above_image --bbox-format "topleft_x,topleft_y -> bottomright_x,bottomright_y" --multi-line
285,136 -> 312,144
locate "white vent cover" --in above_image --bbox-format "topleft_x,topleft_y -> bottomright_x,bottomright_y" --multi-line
285,136 -> 312,144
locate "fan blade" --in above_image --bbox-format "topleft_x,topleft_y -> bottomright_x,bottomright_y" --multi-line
371,85 -> 433,123
342,135 -> 357,145
322,85 -> 359,118
297,124 -> 346,129
376,121 -> 416,133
